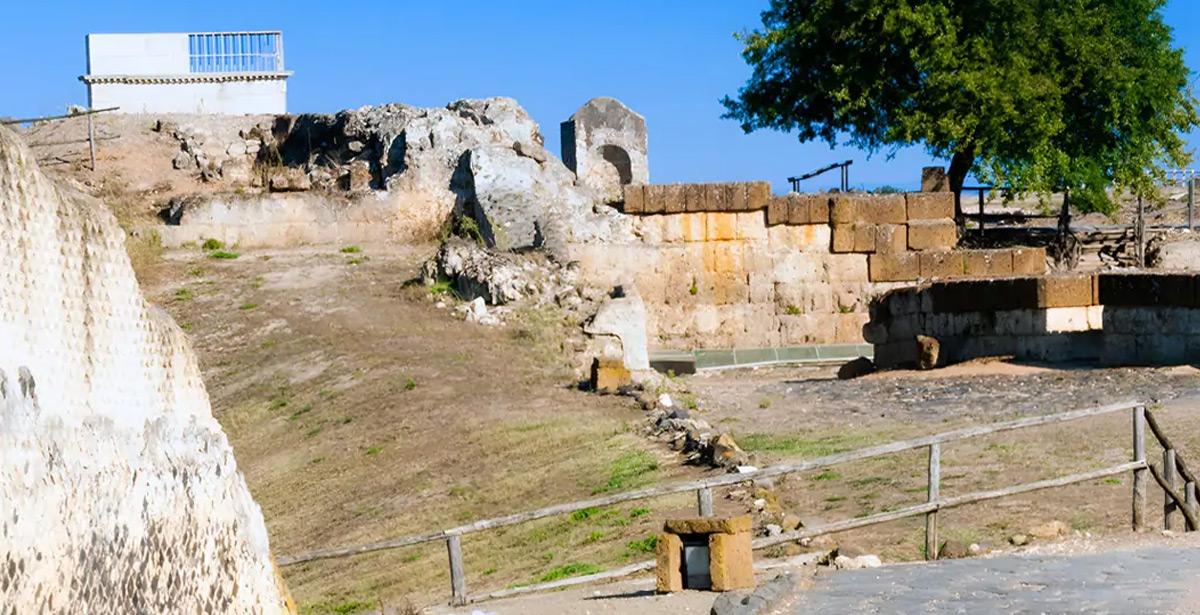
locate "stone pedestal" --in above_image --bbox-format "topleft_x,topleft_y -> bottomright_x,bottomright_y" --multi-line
655,515 -> 754,593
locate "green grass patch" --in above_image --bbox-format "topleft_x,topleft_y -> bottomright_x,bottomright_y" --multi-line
239,302 -> 258,310
537,562 -> 601,583
288,404 -> 313,421
365,446 -> 382,456
596,450 -> 658,494
187,266 -> 206,277
340,245 -> 363,254
571,507 -> 600,522
624,535 -> 658,555
209,250 -> 240,260
174,287 -> 194,301
629,507 -> 651,518
201,238 -> 225,251
737,431 -> 886,458
429,278 -> 456,297
813,469 -> 842,481
403,377 -> 417,391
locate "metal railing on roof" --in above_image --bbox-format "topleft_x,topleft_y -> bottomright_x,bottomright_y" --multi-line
187,31 -> 284,73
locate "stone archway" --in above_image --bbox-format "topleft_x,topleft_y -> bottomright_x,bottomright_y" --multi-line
599,144 -> 633,186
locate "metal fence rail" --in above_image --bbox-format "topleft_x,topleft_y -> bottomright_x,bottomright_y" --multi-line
277,399 -> 1200,606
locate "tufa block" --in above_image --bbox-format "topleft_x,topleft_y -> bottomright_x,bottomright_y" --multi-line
664,184 -> 687,214
962,249 -> 1014,277
869,253 -> 920,282
663,515 -> 753,535
808,196 -> 831,223
831,225 -> 857,253
591,357 -> 631,392
860,194 -> 907,225
708,532 -> 754,591
874,224 -> 907,254
766,196 -> 788,226
907,219 -> 958,251
683,184 -> 706,213
1038,275 -> 1096,308
708,184 -> 731,212
787,195 -> 814,225
655,533 -> 683,593
623,184 -> 646,214
830,195 -> 859,224
906,192 -> 955,220
643,185 -> 665,214
853,223 -> 877,252
919,250 -> 965,280
729,183 -> 748,212
1011,247 -> 1047,275
746,181 -> 772,210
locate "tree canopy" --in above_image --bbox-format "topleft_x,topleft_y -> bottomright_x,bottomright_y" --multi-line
723,0 -> 1199,214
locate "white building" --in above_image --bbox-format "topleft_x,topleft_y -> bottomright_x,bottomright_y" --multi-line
80,31 -> 291,115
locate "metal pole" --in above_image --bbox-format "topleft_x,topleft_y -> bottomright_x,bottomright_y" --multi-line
1133,406 -> 1146,532
446,534 -> 466,606
1165,449 -> 1179,531
87,112 -> 97,172
697,487 -> 714,517
924,443 -> 940,560
1189,177 -> 1195,232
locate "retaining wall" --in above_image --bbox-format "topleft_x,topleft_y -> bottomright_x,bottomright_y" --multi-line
571,183 -> 1047,349
870,272 -> 1200,368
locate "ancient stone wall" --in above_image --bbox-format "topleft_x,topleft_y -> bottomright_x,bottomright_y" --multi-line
572,184 -> 1046,350
870,272 -> 1200,368
0,126 -> 292,612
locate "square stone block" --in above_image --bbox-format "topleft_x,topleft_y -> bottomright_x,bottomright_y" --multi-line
874,224 -> 907,254
1038,275 -> 1095,308
729,183 -> 748,212
663,516 -> 753,535
853,223 -> 877,252
860,194 -> 907,224
787,195 -> 814,225
919,250 -> 965,279
831,195 -> 858,224
962,249 -> 1014,277
906,192 -> 955,220
591,357 -> 631,392
766,196 -> 788,226
1011,247 -> 1047,275
664,184 -> 687,214
746,182 -> 772,210
644,185 -> 666,214
708,184 -> 732,212
809,197 -> 831,224
831,225 -> 856,253
907,219 -> 958,251
684,184 -> 706,213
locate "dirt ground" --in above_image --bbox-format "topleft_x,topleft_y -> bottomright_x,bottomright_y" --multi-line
143,243 -> 702,613
684,360 -> 1200,563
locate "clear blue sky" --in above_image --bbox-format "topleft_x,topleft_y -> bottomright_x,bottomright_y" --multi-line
2,1 -> 1197,192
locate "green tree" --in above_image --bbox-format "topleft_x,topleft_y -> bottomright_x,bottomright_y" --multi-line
723,0 -> 1198,214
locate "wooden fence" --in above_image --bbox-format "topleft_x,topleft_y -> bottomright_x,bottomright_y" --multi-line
278,400 -> 1199,606
2,106 -> 120,171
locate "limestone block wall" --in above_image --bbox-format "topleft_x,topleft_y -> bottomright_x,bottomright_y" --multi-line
0,127 -> 292,612
871,272 -> 1200,368
573,183 -> 1049,350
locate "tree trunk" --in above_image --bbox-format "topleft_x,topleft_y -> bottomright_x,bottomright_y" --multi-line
947,145 -> 976,224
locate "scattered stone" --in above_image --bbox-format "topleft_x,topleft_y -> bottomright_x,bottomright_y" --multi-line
833,554 -> 882,570
268,167 -> 311,192
938,540 -> 971,559
1009,534 -> 1029,546
171,150 -> 195,171
709,573 -> 797,615
916,335 -> 940,370
460,296 -> 503,327
968,543 -> 984,556
765,524 -> 783,537
781,514 -> 803,532
591,357 -> 632,393
735,466 -> 759,474
584,285 -> 650,371
658,393 -> 674,408
837,356 -> 876,380
1028,520 -> 1069,540
752,498 -> 767,512
711,433 -> 748,469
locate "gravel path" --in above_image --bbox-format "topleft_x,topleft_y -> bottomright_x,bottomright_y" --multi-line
790,544 -> 1200,614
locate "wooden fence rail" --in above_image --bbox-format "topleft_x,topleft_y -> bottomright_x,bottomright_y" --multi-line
278,400 -> 1200,606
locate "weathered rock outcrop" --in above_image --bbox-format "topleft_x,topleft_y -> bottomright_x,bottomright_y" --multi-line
0,127 -> 292,612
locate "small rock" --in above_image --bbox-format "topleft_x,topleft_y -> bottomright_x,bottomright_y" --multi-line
837,356 -> 876,380
833,554 -> 882,570
226,141 -> 247,156
1009,534 -> 1029,546
753,498 -> 767,512
1028,520 -> 1069,540
968,543 -> 983,555
667,409 -> 690,420
766,524 -> 783,537
916,335 -> 940,370
657,393 -> 674,408
781,514 -> 803,531
937,540 -> 970,559
734,465 -> 759,474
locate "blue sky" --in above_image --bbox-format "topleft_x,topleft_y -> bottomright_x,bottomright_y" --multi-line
1,1 -> 1197,192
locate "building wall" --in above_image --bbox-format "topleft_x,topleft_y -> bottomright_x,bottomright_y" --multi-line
89,79 -> 287,115
86,33 -> 190,75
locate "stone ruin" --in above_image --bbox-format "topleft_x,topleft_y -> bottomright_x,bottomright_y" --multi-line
561,97 -> 650,203
0,126 -> 293,612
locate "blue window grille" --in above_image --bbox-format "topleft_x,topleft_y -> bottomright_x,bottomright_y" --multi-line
188,32 -> 283,73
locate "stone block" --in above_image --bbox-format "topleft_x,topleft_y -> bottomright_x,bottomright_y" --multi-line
853,224 -> 877,253
907,219 -> 958,251
766,196 -> 788,226
963,249 -> 1014,277
591,357 -> 631,392
655,532 -> 683,593
708,184 -> 732,212
1011,247 -> 1047,275
664,184 -> 687,214
1038,275 -> 1095,308
735,211 -> 768,241
706,212 -> 739,241
624,184 -> 646,214
906,192 -> 955,220
768,224 -> 832,252
663,515 -> 753,535
869,253 -> 920,282
874,224 -> 907,254
824,253 -> 871,283
809,197 -> 831,224
787,195 -> 813,225
1044,306 -> 1092,333
1098,273 -> 1197,307
746,181 -> 772,210
831,195 -> 859,225
836,312 -> 869,343
729,183 -> 748,212
684,184 -> 706,213
860,194 -> 907,224
643,185 -> 666,214
709,532 -> 754,592
831,225 -> 856,253
919,251 -> 965,279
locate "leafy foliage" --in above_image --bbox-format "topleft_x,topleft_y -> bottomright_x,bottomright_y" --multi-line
724,0 -> 1198,213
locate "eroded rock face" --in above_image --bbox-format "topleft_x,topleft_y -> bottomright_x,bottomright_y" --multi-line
0,127 -> 293,613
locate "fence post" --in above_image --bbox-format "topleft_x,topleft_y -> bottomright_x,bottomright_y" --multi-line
1133,406 -> 1147,532
1189,177 -> 1195,232
1187,482 -> 1197,532
446,534 -> 466,606
697,486 -> 714,517
87,111 -> 97,172
924,442 -> 940,560
1165,449 -> 1179,531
